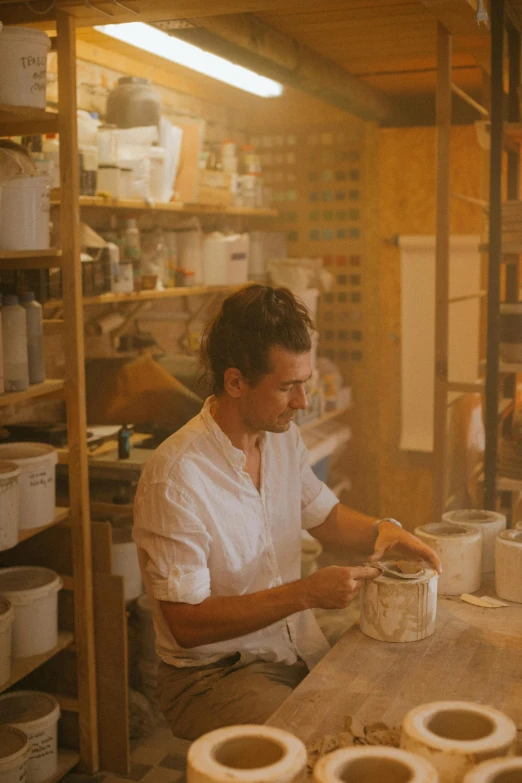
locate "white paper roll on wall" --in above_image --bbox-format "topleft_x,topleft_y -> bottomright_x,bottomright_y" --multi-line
187,725 -> 307,783
313,746 -> 439,783
360,567 -> 438,643
495,530 -> 522,603
442,510 -> 506,573
463,757 -> 522,783
414,523 -> 481,595
401,701 -> 517,783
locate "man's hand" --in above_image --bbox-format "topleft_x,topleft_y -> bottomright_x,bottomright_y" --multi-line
302,565 -> 380,609
368,522 -> 442,574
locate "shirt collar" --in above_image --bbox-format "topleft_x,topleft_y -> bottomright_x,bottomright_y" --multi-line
200,396 -> 267,471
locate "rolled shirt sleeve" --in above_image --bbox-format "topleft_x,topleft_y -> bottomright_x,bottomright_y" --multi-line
133,479 -> 211,604
296,426 -> 339,530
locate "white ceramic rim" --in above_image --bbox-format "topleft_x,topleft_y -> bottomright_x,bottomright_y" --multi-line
415,523 -> 480,540
498,530 -> 522,545
313,745 -> 437,782
443,510 -> 506,526
403,701 -> 517,752
0,461 -> 20,480
0,690 -> 60,733
188,724 -> 306,782
374,566 -> 437,586
464,756 -> 522,782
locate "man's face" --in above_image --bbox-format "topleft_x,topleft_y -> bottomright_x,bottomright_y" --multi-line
239,346 -> 311,433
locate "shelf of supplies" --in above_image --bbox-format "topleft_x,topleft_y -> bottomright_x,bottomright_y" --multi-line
0,249 -> 62,269
0,379 -> 65,409
0,105 -> 59,136
50,195 -> 278,218
504,122 -> 522,142
78,284 -> 240,306
499,360 -> 522,374
298,404 -> 351,434
17,507 -> 70,544
303,424 -> 352,467
45,750 -> 80,783
0,631 -> 74,695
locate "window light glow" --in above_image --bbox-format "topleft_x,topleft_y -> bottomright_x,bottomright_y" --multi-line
95,22 -> 284,98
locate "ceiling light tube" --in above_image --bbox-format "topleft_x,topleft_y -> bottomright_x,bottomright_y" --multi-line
95,22 -> 284,98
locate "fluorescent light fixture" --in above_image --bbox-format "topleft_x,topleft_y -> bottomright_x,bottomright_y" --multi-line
95,22 -> 284,98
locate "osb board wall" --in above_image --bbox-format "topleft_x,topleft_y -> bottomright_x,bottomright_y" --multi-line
378,125 -> 485,529
248,113 -> 381,515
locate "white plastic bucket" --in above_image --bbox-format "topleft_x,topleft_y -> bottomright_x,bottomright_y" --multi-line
0,725 -> 30,783
0,177 -> 51,251
0,598 -> 14,687
0,28 -> 50,109
136,594 -> 159,662
0,567 -> 62,658
0,444 -> 57,531
0,462 -> 20,552
112,527 -> 142,602
0,691 -> 60,783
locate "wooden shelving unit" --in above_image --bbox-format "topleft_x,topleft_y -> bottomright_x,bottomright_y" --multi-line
50,195 -> 278,218
18,508 -> 70,544
0,249 -> 62,269
0,631 -> 74,694
80,283 -> 239,306
298,404 -> 351,434
0,11 -> 98,775
0,379 -> 65,409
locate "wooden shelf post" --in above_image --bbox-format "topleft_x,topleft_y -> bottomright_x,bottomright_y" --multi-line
56,10 -> 98,772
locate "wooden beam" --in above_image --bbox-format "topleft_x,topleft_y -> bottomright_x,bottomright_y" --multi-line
170,14 -> 401,122
432,22 -> 452,523
56,10 -> 99,772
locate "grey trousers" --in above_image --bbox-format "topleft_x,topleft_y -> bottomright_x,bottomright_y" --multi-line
156,655 -> 309,741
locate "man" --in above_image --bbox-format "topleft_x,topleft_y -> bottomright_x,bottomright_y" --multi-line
133,285 -> 441,740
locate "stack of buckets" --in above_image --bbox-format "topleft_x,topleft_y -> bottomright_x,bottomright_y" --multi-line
0,442 -> 62,783
0,26 -> 53,252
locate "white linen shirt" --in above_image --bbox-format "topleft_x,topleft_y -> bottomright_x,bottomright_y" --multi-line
133,397 -> 339,669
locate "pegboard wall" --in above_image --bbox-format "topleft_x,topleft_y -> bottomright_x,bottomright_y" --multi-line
251,120 -> 380,514
251,122 -> 368,383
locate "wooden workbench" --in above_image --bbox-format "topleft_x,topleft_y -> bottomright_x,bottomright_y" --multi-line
267,582 -> 522,750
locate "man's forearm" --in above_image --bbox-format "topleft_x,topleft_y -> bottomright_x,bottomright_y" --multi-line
308,502 -> 377,551
160,580 -> 308,649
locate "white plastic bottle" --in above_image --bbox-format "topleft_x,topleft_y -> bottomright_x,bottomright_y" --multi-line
2,295 -> 29,392
19,291 -> 45,384
0,294 -> 4,395
42,134 -> 61,189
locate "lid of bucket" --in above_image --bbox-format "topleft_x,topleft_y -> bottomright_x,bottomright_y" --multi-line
0,460 -> 20,478
0,26 -> 51,47
0,691 -> 60,729
0,566 -> 62,603
0,442 -> 57,467
0,725 -> 29,763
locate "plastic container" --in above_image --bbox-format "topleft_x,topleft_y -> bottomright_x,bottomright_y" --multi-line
1,296 -> 29,392
112,527 -> 142,602
106,77 -> 161,129
0,462 -> 20,552
19,293 -> 44,385
97,165 -> 121,198
0,691 -> 60,783
0,443 -> 57,531
0,27 -> 50,109
119,167 -> 133,199
177,225 -> 203,285
149,146 -> 165,201
0,177 -> 50,251
202,233 -> 249,286
136,594 -> 159,661
41,136 -> 60,189
0,567 -> 62,658
0,725 -> 30,783
0,598 -> 14,687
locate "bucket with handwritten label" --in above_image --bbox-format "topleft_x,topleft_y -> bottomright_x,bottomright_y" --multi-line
0,567 -> 62,658
0,444 -> 57,531
0,27 -> 50,109
0,691 -> 60,783
0,462 -> 20,552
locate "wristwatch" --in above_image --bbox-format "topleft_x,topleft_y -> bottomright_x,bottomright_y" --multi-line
373,517 -> 402,540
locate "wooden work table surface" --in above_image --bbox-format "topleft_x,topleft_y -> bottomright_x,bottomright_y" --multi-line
267,581 -> 522,747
